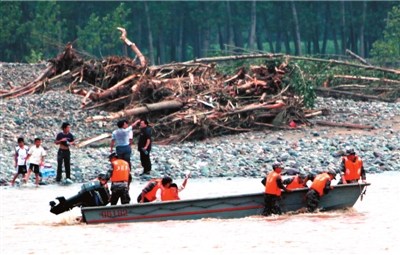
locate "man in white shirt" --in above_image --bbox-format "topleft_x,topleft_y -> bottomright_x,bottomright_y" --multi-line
24,138 -> 47,187
110,119 -> 134,171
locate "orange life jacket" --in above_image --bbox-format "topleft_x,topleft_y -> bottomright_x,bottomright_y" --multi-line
161,186 -> 180,201
286,175 -> 305,190
310,173 -> 330,197
343,156 -> 363,181
265,171 -> 282,196
144,179 -> 162,202
110,159 -> 130,182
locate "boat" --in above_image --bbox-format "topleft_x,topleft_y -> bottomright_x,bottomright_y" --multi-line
74,182 -> 370,224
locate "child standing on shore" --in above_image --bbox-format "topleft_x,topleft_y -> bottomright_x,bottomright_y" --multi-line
24,138 -> 46,187
10,137 -> 29,186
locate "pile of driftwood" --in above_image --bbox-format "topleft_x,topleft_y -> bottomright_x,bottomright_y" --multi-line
3,28 -> 397,145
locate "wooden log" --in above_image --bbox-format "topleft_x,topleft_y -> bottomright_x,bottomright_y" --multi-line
184,53 -> 400,75
304,110 -> 323,118
117,27 -> 147,67
223,101 -> 286,116
259,92 -> 267,103
315,87 -> 396,102
333,75 -> 400,85
86,100 -> 184,122
345,49 -> 371,66
90,73 -> 138,101
83,94 -> 132,110
315,120 -> 374,130
76,133 -> 111,148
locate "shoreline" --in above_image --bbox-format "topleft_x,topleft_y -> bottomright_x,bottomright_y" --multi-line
1,63 -> 399,185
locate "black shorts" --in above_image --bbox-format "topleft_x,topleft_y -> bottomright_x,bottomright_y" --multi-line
17,165 -> 27,175
29,164 -> 40,174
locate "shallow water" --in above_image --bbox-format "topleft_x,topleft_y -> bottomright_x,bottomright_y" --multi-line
1,172 -> 399,255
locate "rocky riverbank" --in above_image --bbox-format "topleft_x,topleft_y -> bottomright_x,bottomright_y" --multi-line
1,63 -> 399,185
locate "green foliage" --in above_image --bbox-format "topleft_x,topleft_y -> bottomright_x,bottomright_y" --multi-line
77,3 -> 131,57
286,62 -> 316,108
25,49 -> 44,63
0,2 -> 22,60
24,1 -> 64,60
371,5 -> 400,66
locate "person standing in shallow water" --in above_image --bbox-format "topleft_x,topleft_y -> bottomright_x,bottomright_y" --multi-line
262,162 -> 290,216
55,122 -> 75,183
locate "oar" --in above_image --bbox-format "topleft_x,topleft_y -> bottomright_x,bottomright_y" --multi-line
359,183 -> 367,201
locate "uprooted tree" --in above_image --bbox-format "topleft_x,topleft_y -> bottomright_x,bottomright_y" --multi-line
1,28 -> 399,145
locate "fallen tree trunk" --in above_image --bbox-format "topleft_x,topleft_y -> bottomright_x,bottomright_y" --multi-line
345,49 -> 370,66
90,73 -> 139,101
86,100 -> 184,122
333,75 -> 400,85
76,133 -> 111,148
315,87 -> 396,102
315,120 -> 374,130
117,27 -> 147,67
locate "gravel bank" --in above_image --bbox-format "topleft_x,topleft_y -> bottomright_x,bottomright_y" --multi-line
1,63 -> 399,185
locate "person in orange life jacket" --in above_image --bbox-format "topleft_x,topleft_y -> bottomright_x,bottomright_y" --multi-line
338,148 -> 366,184
282,172 -> 308,190
161,172 -> 190,201
305,169 -> 337,212
137,176 -> 173,203
262,162 -> 291,216
108,153 -> 131,205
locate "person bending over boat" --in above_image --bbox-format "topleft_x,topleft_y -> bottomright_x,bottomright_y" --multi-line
304,169 -> 337,212
262,162 -> 291,216
283,172 -> 316,190
161,172 -> 190,201
137,176 -> 173,203
108,152 -> 131,205
338,148 -> 366,184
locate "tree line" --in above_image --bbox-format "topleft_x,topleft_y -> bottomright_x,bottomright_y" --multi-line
0,1 -> 398,66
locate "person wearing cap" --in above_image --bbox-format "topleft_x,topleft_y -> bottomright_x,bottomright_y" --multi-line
107,152 -> 131,205
262,162 -> 291,216
338,148 -> 366,184
304,169 -> 337,212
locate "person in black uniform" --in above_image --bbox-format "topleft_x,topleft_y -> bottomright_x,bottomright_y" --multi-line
137,119 -> 152,175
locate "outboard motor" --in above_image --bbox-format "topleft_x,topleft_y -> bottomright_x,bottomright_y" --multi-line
50,181 -> 110,215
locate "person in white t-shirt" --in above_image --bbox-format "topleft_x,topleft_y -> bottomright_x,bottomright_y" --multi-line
11,137 -> 29,186
24,138 -> 47,187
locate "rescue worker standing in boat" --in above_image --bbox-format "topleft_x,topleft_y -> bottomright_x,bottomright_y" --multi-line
304,169 -> 337,212
262,162 -> 290,216
338,148 -> 366,184
137,176 -> 173,203
108,152 -> 131,205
